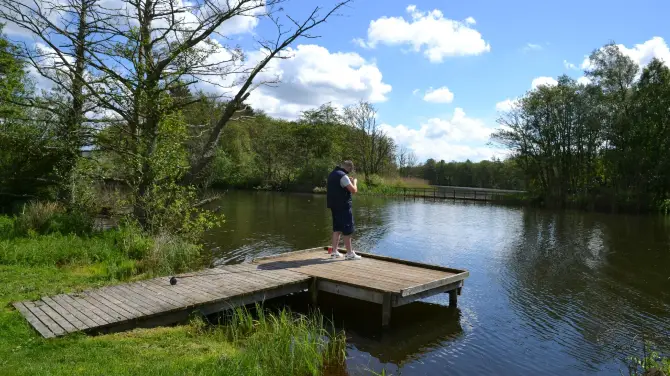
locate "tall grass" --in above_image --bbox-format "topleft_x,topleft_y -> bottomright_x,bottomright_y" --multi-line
626,341 -> 670,376
0,211 -> 204,279
219,304 -> 346,376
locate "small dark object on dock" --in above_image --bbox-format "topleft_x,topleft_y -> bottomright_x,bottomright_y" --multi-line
169,276 -> 178,285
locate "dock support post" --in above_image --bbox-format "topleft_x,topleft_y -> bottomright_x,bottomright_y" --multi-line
309,278 -> 318,307
382,293 -> 392,327
449,289 -> 458,307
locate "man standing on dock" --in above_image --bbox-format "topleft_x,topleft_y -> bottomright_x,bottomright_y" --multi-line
327,160 -> 361,260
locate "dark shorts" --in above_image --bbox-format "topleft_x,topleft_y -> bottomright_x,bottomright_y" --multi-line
331,207 -> 354,236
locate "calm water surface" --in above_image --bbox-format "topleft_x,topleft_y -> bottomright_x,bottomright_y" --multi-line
203,191 -> 670,376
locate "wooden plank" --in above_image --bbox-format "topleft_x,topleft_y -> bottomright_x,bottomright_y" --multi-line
382,293 -> 392,327
13,302 -> 55,338
304,262 -> 413,291
41,296 -> 88,331
143,279 -> 205,305
133,281 -> 189,307
322,259 -> 443,286
449,289 -> 458,307
23,301 -> 67,336
323,247 -> 469,274
101,286 -> 155,316
90,289 -> 145,318
82,291 -> 136,321
198,280 -> 310,316
35,300 -> 78,334
52,295 -> 100,329
393,280 -> 463,307
252,247 -> 324,262
400,273 -> 467,297
159,277 -> 222,302
117,284 -> 182,311
317,279 -> 384,304
66,293 -> 117,324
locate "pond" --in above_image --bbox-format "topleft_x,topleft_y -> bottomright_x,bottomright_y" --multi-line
202,190 -> 670,376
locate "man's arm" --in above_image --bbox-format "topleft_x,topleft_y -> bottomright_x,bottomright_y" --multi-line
345,177 -> 358,193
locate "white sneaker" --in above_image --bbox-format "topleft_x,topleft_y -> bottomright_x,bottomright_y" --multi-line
331,251 -> 343,258
345,253 -> 362,260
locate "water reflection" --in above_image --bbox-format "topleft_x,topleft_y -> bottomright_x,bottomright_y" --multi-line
203,191 -> 670,375
504,210 -> 670,372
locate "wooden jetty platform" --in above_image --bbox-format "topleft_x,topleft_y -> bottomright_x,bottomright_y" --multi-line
13,247 -> 469,338
398,186 -> 525,202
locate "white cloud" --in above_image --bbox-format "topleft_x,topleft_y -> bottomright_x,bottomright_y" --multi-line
524,43 -> 543,52
358,5 -> 491,63
380,108 -> 507,162
199,44 -> 392,119
422,86 -> 454,103
581,36 -> 670,70
577,76 -> 592,85
531,76 -> 558,89
412,88 -> 420,95
564,60 -> 578,70
495,98 -> 519,112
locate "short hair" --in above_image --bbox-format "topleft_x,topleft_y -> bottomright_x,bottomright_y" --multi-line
342,160 -> 354,171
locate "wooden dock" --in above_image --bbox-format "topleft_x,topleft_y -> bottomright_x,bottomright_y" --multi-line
398,186 -> 525,202
13,247 -> 469,338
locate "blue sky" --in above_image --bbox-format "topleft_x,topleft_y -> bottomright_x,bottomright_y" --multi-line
237,0 -> 670,162
6,0 -> 670,162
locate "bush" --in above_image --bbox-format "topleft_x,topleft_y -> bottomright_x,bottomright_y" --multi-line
221,304 -> 346,376
0,215 -> 14,238
14,201 -> 63,235
139,233 -> 203,275
626,341 -> 670,376
0,233 -> 119,266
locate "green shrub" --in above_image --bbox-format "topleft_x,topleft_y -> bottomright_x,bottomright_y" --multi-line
221,304 -> 346,376
14,201 -> 63,235
0,215 -> 15,238
139,233 -> 203,275
626,341 -> 670,376
48,210 -> 95,236
111,221 -> 154,260
0,233 -> 119,266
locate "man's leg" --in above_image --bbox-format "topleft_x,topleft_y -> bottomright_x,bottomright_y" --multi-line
343,234 -> 353,253
331,231 -> 342,255
343,208 -> 360,260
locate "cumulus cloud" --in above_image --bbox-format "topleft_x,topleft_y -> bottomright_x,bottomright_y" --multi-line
197,44 -> 392,119
581,36 -> 670,70
380,108 -> 506,162
422,86 -> 454,103
356,5 -> 490,62
577,76 -> 592,85
495,98 -> 518,112
524,43 -> 543,52
531,76 -> 558,89
564,60 -> 578,70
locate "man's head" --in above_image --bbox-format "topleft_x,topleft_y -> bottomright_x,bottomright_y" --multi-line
342,160 -> 354,173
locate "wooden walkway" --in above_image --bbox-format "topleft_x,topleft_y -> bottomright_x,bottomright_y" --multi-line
14,247 -> 469,338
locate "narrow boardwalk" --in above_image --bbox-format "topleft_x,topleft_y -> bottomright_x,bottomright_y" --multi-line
14,247 -> 469,338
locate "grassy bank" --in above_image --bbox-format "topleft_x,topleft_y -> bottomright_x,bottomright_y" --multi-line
0,204 -> 346,375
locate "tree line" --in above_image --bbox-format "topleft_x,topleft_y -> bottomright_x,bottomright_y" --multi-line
492,43 -> 670,213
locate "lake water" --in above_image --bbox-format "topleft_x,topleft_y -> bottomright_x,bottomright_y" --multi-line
203,191 -> 670,376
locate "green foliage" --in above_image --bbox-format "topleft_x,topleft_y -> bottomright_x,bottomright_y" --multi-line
406,158 -> 524,190
0,215 -> 15,238
626,341 -> 670,376
221,304 -> 346,375
492,42 -> 670,213
14,201 -> 64,235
